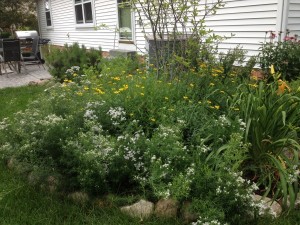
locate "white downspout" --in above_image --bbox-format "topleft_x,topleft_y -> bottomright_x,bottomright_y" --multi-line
36,0 -> 42,37
276,0 -> 289,40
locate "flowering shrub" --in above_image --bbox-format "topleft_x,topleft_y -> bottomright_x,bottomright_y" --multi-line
260,31 -> 300,80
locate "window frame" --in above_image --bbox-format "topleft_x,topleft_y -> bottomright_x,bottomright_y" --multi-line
117,0 -> 135,43
73,0 -> 95,28
44,0 -> 53,28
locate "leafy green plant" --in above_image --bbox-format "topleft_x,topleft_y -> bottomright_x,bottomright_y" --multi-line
228,80 -> 300,206
260,36 -> 300,81
45,43 -> 102,82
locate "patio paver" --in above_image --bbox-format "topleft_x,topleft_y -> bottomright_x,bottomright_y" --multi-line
0,64 -> 52,89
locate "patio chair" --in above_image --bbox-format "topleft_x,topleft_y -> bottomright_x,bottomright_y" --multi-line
0,39 -> 26,75
22,37 -> 45,69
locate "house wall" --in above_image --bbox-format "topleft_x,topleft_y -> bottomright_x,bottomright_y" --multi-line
205,0 -> 279,57
287,0 -> 300,37
37,0 -> 295,58
37,0 -> 126,51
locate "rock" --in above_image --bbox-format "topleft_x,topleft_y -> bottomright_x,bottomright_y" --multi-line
27,171 -> 44,186
155,199 -> 179,218
68,191 -> 89,204
120,199 -> 154,219
181,201 -> 198,223
44,175 -> 60,193
286,194 -> 300,209
7,158 -> 17,170
252,195 -> 282,217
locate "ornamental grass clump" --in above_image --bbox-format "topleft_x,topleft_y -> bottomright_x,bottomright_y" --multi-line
228,78 -> 300,207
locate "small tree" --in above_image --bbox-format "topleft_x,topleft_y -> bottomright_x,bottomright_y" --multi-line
131,0 -> 225,79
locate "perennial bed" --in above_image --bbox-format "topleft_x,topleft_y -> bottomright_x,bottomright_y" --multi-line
1,43 -> 300,224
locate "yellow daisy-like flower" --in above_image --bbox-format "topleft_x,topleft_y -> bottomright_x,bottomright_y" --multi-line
84,86 -> 89,90
214,105 -> 220,110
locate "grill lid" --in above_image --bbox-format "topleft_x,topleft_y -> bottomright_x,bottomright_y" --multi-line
15,30 -> 39,38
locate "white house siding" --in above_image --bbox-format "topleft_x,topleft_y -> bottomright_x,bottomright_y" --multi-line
37,0 -> 124,52
37,0 -> 298,57
133,0 -> 280,57
204,0 -> 279,57
287,0 -> 300,37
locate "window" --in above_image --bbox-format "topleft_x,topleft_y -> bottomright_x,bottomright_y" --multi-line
118,0 -> 133,41
74,0 -> 94,24
45,0 -> 52,27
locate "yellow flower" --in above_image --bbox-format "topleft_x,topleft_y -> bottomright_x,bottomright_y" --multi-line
270,65 -> 275,75
249,84 -> 258,88
140,93 -> 144,96
114,90 -> 120,94
73,73 -> 78,77
150,118 -> 156,122
84,86 -> 89,90
183,96 -> 189,100
190,83 -> 194,88
77,92 -> 83,96
94,88 -> 105,95
207,100 -> 212,104
209,83 -> 215,86
214,105 -> 220,110
164,97 -> 169,100
112,77 -> 121,81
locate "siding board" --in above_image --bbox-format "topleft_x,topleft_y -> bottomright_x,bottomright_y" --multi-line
37,0 -> 299,58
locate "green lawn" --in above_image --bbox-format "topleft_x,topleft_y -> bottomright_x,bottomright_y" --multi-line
0,85 -> 47,121
0,164 -> 182,225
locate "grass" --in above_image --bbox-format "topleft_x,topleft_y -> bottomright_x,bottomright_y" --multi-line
0,164 -> 182,225
0,84 -> 48,121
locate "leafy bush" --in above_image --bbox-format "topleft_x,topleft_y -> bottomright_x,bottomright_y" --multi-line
45,43 -> 102,82
260,36 -> 300,81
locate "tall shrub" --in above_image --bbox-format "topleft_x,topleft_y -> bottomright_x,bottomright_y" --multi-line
45,43 -> 102,82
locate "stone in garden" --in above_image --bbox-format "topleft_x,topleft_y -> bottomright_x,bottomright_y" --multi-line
7,158 -> 17,170
28,171 -> 43,186
181,201 -> 198,223
68,191 -> 89,204
286,193 -> 300,209
120,199 -> 154,219
45,175 -> 59,193
252,195 -> 282,217
155,199 -> 179,218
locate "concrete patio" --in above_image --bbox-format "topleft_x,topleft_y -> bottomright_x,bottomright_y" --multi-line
0,64 -> 52,89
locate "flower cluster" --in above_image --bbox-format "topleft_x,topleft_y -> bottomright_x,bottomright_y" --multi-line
107,107 -> 126,126
192,217 -> 228,225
